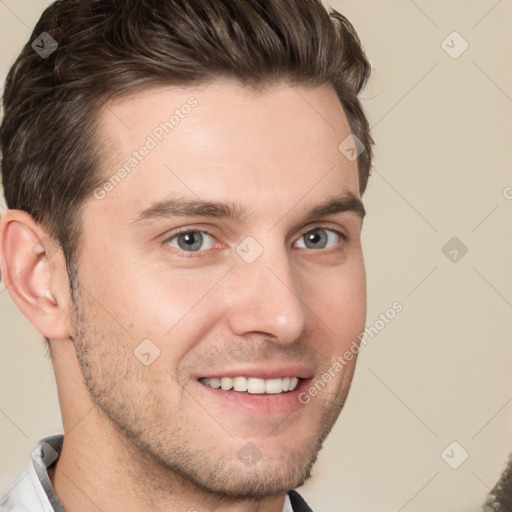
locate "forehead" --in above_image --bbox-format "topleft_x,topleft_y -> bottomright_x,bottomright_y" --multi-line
90,79 -> 360,226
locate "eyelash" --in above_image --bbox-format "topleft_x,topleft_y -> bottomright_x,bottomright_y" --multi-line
163,226 -> 349,258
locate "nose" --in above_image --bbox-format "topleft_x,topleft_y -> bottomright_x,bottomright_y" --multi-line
225,242 -> 308,345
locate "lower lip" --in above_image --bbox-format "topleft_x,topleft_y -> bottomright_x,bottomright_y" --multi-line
194,378 -> 312,417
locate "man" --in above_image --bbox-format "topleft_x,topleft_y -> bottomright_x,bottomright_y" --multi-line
0,0 -> 373,510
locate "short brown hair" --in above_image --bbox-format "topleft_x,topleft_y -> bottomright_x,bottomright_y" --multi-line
1,0 -> 373,292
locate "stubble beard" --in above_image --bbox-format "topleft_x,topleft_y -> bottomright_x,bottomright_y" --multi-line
68,283 -> 353,500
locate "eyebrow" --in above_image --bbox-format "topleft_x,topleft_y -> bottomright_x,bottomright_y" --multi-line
130,191 -> 365,226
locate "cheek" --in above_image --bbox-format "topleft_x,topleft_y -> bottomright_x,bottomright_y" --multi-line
101,261 -> 228,359
79,231 -> 366,359
307,258 -> 366,345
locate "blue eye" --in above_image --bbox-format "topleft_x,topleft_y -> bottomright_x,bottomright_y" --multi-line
166,230 -> 216,253
164,227 -> 347,257
295,228 -> 345,250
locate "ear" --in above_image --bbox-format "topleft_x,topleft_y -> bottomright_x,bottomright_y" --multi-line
0,210 -> 73,340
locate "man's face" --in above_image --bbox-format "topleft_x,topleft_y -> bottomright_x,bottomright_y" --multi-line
71,79 -> 366,497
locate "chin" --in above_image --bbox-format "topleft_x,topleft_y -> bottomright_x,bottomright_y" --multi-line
169,451 -> 318,499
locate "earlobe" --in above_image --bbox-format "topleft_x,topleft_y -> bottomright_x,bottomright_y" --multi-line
0,210 -> 72,340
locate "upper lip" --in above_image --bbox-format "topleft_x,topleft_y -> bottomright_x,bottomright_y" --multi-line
195,363 -> 315,381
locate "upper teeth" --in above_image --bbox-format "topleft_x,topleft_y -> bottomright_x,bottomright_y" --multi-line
199,376 -> 300,394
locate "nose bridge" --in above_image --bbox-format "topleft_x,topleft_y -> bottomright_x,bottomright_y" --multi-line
226,236 -> 308,343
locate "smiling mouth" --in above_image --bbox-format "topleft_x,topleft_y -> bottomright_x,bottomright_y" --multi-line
199,376 -> 301,394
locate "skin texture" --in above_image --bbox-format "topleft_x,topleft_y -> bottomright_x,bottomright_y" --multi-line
0,78 -> 367,512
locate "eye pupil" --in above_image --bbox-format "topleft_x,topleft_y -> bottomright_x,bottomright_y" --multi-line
304,229 -> 328,249
178,232 -> 202,250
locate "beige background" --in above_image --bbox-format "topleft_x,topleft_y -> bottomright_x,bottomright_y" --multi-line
1,1 -> 511,511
